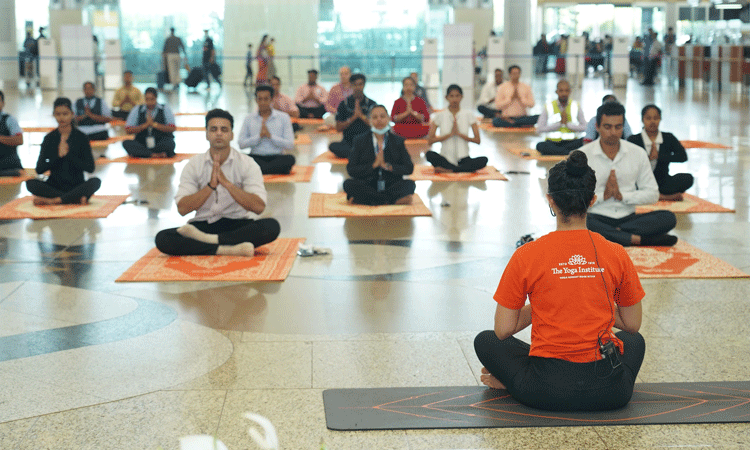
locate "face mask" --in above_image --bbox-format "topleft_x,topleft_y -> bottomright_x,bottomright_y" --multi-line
371,124 -> 390,135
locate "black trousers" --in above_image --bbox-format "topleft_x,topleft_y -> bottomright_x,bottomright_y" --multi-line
112,110 -> 131,120
425,151 -> 487,173
658,173 -> 694,195
250,154 -> 295,175
329,141 -> 352,159
155,217 -> 281,256
0,168 -> 23,177
477,105 -> 500,119
26,178 -> 101,204
474,330 -> 645,412
587,211 -> 676,246
85,130 -> 110,141
343,178 -> 416,206
297,104 -> 326,119
492,115 -> 539,128
123,138 -> 176,158
536,138 -> 584,155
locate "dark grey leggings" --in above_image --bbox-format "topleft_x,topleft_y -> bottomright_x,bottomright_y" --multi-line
587,211 -> 677,246
474,330 -> 645,411
425,150 -> 488,173
155,217 -> 281,256
26,178 -> 101,204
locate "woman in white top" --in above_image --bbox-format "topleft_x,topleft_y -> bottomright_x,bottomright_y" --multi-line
426,84 -> 487,173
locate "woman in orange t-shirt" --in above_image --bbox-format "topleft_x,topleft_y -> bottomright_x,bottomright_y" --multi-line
474,150 -> 646,411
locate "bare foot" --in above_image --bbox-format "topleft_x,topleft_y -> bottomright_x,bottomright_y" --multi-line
433,166 -> 452,174
80,196 -> 88,205
217,242 -> 255,257
177,224 -> 219,244
33,196 -> 61,206
394,194 -> 414,205
480,367 -> 506,390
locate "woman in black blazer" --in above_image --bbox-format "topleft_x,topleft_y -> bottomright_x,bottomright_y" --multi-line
26,97 -> 100,205
343,105 -> 415,205
627,104 -> 693,201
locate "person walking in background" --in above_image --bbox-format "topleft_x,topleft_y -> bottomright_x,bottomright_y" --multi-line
244,43 -> 254,88
202,30 -> 221,90
162,27 -> 186,87
267,37 -> 277,80
256,35 -> 270,85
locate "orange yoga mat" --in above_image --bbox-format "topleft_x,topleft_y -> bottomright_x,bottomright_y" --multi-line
314,125 -> 340,134
635,194 -> 735,214
263,165 -> 314,183
626,241 -> 748,279
308,192 -> 432,218
175,126 -> 206,132
679,140 -> 732,149
116,238 -> 305,282
312,151 -> 348,165
506,147 -> 566,162
409,165 -> 508,181
479,123 -> 536,133
175,112 -> 207,116
0,195 -> 129,220
90,135 -> 133,149
292,117 -> 325,125
294,134 -> 312,145
0,169 -> 36,185
102,153 -> 198,165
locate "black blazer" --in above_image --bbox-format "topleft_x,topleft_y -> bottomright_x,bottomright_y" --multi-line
627,132 -> 687,183
346,131 -> 414,182
36,127 -> 95,191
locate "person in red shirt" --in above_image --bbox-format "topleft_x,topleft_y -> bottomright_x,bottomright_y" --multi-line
391,77 -> 430,139
474,150 -> 645,411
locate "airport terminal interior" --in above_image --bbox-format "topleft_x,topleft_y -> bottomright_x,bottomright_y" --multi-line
2,1 -> 750,449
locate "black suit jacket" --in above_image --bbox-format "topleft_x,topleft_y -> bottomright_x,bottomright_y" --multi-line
627,132 -> 687,184
346,131 -> 414,183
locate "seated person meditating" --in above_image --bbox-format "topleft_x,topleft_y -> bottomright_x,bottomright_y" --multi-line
269,76 -> 302,132
74,81 -> 113,141
329,73 -> 377,159
294,69 -> 328,119
26,97 -> 101,205
0,90 -> 25,177
627,104 -> 693,201
583,95 -> 632,143
123,87 -> 176,158
343,105 -> 416,206
111,70 -> 143,120
474,150 -> 646,412
581,102 -> 678,246
535,79 -> 587,155
390,76 -> 430,139
238,85 -> 295,175
491,65 -> 538,128
155,109 -> 280,257
477,68 -> 503,119
426,85 -> 487,173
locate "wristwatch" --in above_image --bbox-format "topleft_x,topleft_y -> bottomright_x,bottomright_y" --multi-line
208,182 -> 217,190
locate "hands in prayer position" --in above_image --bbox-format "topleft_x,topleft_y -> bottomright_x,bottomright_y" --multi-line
604,170 -> 623,201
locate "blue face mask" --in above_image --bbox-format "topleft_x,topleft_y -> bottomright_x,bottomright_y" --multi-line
371,124 -> 390,135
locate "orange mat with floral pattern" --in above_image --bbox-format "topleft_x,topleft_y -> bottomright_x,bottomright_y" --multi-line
263,166 -> 314,183
312,151 -> 348,165
308,193 -> 431,217
408,165 -> 508,181
116,238 -> 305,282
635,194 -> 735,214
0,195 -> 129,220
102,153 -> 198,165
626,241 -> 748,279
479,123 -> 536,133
679,140 -> 732,149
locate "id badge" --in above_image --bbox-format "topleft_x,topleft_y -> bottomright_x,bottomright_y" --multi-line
377,179 -> 385,192
146,136 -> 156,149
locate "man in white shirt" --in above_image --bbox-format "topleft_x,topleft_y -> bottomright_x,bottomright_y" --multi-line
580,102 -> 677,246
295,69 -> 328,118
477,68 -> 503,119
238,85 -> 295,174
154,108 -> 280,256
535,79 -> 586,155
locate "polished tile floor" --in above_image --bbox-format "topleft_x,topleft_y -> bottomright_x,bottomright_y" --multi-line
1,73 -> 749,449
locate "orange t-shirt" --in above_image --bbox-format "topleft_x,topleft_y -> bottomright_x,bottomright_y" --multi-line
494,229 -> 644,363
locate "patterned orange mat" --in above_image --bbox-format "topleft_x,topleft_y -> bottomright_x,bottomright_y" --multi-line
22,126 -> 55,133
308,193 -> 431,217
507,147 -> 566,162
116,238 -> 305,282
479,123 -> 536,133
263,165 -> 314,183
409,165 -> 508,181
312,151 -> 348,165
626,241 -> 748,279
0,169 -> 36,185
0,195 -> 129,220
102,153 -> 198,165
292,117 -> 325,125
294,134 -> 312,145
175,112 -> 207,116
680,140 -> 732,149
636,194 -> 735,214
175,126 -> 206,132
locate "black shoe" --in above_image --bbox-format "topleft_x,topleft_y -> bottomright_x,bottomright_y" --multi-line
516,234 -> 534,248
641,234 -> 678,247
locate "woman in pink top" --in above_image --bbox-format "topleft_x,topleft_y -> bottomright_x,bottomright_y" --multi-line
391,77 -> 430,139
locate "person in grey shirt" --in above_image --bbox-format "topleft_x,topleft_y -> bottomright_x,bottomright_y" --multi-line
162,27 -> 186,86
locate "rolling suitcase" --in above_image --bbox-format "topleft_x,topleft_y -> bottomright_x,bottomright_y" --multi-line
185,67 -> 202,88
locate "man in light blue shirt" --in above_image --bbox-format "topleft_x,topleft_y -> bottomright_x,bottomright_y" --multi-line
583,94 -> 632,143
238,85 -> 295,174
75,81 -> 113,141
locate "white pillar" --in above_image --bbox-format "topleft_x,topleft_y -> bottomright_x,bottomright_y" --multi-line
223,0 -> 319,91
504,0 -> 533,78
0,0 -> 19,87
665,2 -> 678,32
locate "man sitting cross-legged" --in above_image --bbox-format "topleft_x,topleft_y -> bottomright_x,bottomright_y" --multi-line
238,85 -> 296,175
155,109 -> 280,257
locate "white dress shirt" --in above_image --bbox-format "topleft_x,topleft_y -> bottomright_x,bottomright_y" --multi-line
237,109 -> 294,156
431,109 -> 476,164
640,129 -> 663,171
175,148 -> 267,223
579,138 -> 659,219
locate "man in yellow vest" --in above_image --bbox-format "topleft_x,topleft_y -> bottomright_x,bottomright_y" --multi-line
535,79 -> 587,155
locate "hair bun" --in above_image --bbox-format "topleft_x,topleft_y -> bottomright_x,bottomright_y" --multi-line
565,150 -> 588,177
